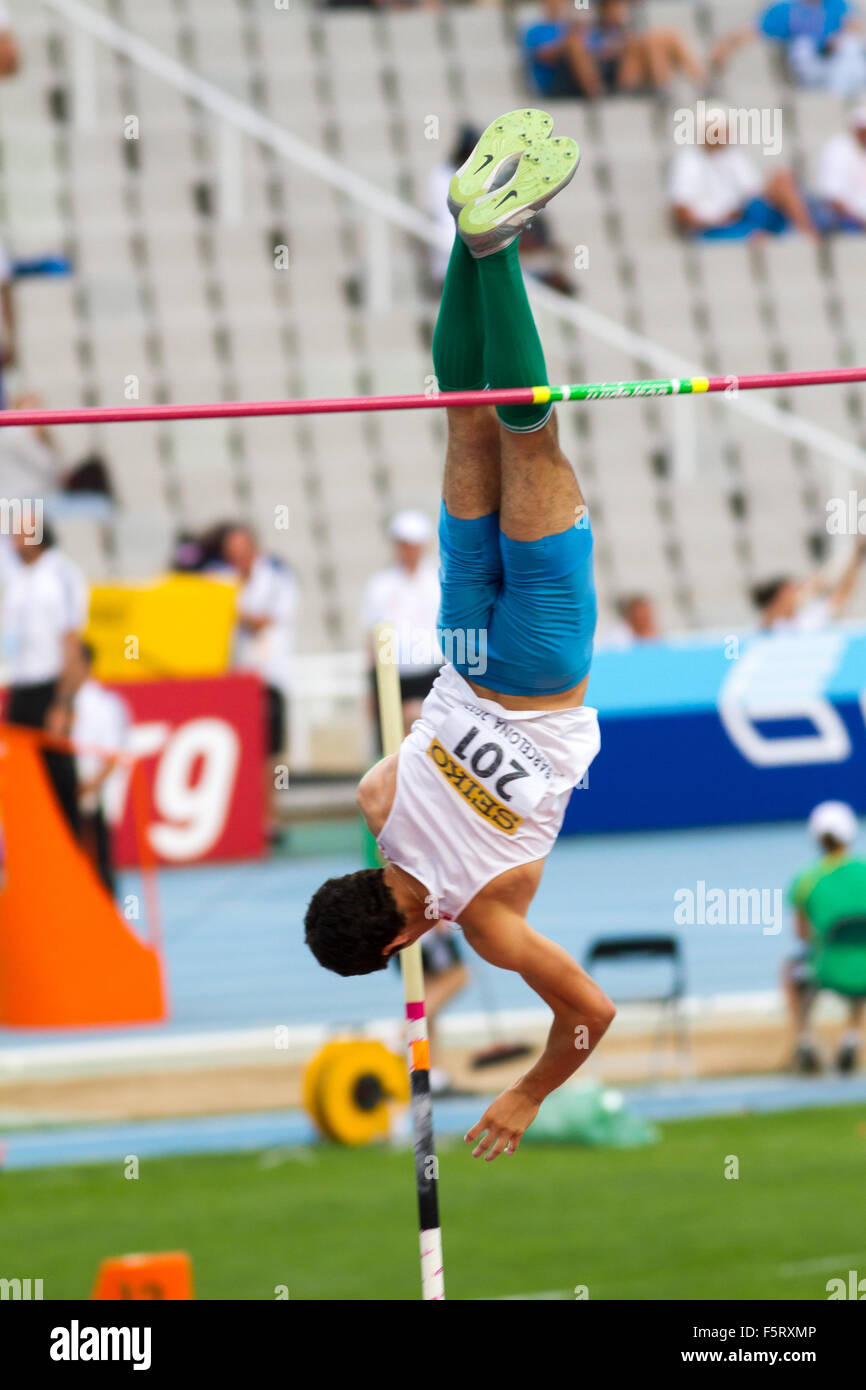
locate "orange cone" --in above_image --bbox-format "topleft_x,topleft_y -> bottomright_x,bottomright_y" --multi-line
0,725 -> 166,1026
92,1252 -> 194,1300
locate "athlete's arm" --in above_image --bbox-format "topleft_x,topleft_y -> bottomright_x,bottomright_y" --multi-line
462,910 -> 615,1161
356,754 -> 397,837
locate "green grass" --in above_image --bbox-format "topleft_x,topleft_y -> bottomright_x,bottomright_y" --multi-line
3,1105 -> 866,1300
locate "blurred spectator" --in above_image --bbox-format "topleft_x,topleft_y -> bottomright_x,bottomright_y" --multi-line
170,520 -> 234,574
517,213 -> 577,295
712,1 -> 866,98
1,524 -> 88,836
620,593 -> 661,643
362,509 -> 442,739
523,0 -> 705,100
752,537 -> 866,630
0,393 -> 63,501
220,525 -> 298,839
815,104 -> 866,230
0,393 -> 115,509
785,801 -> 866,1073
669,106 -> 817,239
599,593 -> 662,647
61,449 -> 115,500
69,640 -> 130,896
0,234 -> 16,405
0,2 -> 19,78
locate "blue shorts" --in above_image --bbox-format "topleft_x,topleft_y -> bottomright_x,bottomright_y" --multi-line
698,197 -> 790,241
811,199 -> 863,234
437,503 -> 597,697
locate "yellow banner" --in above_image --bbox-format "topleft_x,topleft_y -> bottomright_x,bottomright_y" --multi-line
86,574 -> 238,681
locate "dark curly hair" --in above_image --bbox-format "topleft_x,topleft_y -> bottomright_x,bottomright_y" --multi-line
751,576 -> 791,611
304,868 -> 406,976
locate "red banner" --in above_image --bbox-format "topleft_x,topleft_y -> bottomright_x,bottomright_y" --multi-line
105,674 -> 265,866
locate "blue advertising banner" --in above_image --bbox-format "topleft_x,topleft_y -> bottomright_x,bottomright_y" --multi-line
562,627 -> 866,834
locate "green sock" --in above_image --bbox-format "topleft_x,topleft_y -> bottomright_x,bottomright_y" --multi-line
476,238 -> 551,431
432,235 -> 485,393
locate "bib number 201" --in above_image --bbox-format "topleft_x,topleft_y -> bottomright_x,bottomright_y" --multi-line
452,725 -> 529,802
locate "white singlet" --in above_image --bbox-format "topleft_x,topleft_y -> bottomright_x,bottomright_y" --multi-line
377,664 -> 600,922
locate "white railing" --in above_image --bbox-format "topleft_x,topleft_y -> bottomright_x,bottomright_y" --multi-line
38,0 -> 866,481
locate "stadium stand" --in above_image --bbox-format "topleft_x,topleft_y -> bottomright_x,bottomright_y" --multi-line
1,0 -> 866,654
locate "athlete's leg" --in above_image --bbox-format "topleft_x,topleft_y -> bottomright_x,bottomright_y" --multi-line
442,117 -> 594,695
433,232 -> 501,518
499,412 -> 585,541
437,121 -> 587,547
470,223 -> 595,696
474,238 -> 585,541
432,232 -> 503,641
443,404 -> 500,519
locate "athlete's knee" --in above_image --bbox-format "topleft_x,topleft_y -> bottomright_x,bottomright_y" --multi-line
446,404 -> 498,446
501,411 -> 560,456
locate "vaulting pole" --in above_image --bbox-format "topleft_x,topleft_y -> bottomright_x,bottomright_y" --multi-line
373,622 -> 444,1302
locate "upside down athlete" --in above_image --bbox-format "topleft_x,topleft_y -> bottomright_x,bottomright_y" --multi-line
305,110 -> 615,1161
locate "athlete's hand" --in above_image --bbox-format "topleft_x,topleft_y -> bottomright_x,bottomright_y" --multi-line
465,1084 -> 541,1162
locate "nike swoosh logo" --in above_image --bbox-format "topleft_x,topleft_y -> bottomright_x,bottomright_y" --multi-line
495,189 -> 518,208
473,154 -> 494,175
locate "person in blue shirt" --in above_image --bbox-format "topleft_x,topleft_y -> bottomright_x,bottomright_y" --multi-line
712,1 -> 866,95
523,0 -> 704,100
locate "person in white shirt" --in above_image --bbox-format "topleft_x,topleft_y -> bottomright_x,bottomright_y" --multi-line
752,536 -> 866,631
669,106 -> 817,239
2,525 -> 89,834
598,592 -> 662,648
69,640 -> 130,894
221,524 -> 298,835
0,392 -> 64,502
362,509 -> 443,740
816,105 -> 866,230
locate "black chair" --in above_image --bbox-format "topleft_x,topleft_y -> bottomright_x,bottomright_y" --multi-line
584,934 -> 690,1079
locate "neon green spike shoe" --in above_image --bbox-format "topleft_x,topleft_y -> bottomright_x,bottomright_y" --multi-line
456,136 -> 580,259
447,108 -> 554,217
